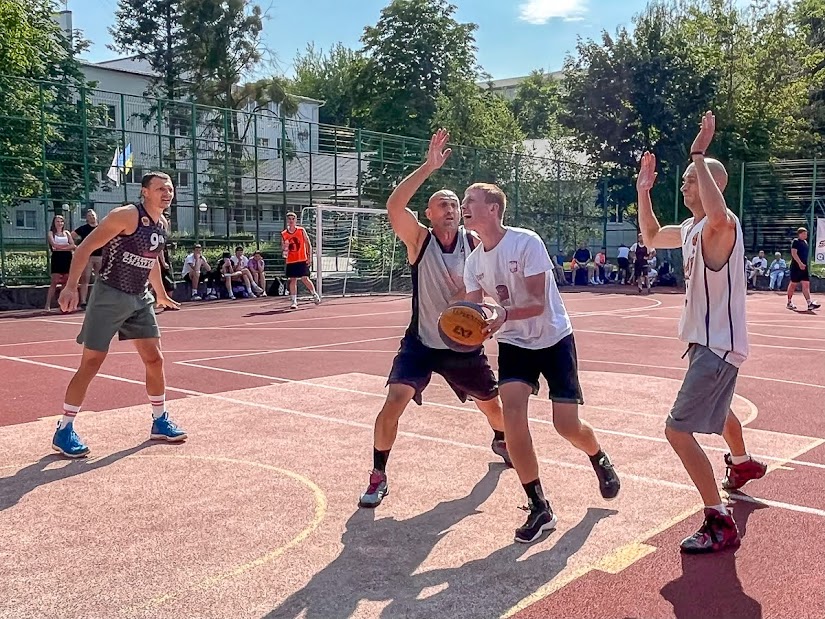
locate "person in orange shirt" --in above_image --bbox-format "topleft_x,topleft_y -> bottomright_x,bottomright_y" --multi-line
281,211 -> 321,309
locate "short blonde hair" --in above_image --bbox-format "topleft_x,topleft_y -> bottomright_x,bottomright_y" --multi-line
467,182 -> 507,218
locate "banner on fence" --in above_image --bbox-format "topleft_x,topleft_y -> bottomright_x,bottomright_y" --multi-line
816,218 -> 825,264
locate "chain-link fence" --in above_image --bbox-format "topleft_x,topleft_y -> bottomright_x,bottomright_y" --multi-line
1,77 -> 822,286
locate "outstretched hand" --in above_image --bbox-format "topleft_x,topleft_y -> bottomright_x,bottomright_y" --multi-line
690,111 -> 715,155
425,128 -> 452,171
637,151 -> 657,192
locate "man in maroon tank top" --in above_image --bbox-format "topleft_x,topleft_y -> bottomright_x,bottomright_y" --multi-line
52,172 -> 186,458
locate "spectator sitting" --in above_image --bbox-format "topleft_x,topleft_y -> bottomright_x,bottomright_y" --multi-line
745,257 -> 755,288
247,250 -> 267,295
769,252 -> 786,290
648,250 -> 659,287
181,243 -> 212,300
594,247 -> 608,284
751,250 -> 768,288
220,251 -> 256,299
231,246 -> 264,296
573,241 -> 597,285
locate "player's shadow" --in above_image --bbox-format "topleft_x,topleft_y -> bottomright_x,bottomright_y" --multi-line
265,462 -> 617,619
0,442 -> 156,513
660,500 -> 768,619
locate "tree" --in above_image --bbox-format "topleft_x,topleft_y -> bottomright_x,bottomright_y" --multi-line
289,43 -> 368,126
0,0 -> 115,217
509,70 -> 564,139
178,0 -> 297,231
358,0 -> 479,138
796,0 -> 825,155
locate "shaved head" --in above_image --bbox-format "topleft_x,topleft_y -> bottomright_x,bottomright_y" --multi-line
686,158 -> 728,191
428,189 -> 459,208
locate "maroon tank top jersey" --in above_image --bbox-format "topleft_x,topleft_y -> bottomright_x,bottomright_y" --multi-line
99,204 -> 166,295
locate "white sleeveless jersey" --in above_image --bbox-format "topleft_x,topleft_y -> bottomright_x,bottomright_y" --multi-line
679,215 -> 749,367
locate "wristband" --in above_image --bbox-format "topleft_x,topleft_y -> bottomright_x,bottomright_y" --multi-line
502,307 -> 508,322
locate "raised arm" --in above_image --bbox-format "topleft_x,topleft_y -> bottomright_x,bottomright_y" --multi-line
636,151 -> 682,249
387,129 -> 452,256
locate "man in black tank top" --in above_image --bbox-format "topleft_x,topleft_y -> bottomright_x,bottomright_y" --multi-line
358,130 -> 509,509
51,172 -> 187,458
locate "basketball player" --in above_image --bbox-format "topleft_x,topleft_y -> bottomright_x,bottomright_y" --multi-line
52,172 -> 186,458
637,111 -> 767,553
359,129 -> 509,509
281,212 -> 320,309
461,182 -> 620,544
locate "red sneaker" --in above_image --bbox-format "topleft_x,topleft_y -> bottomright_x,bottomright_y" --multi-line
680,508 -> 741,554
722,454 -> 768,491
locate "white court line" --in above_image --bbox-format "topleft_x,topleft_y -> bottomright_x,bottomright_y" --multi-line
575,328 -> 825,353
177,360 -> 825,470
728,493 -> 825,518
182,335 -> 404,364
167,325 -> 408,332
233,346 -> 825,392
177,360 -> 665,420
4,353 -> 824,512
18,349 -> 272,359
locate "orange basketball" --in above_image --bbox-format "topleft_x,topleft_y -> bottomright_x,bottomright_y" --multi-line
437,301 -> 489,352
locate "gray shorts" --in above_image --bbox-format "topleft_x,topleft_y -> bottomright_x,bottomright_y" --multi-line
666,344 -> 739,435
77,282 -> 160,352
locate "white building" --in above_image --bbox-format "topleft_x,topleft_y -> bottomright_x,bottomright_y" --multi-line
5,10 -> 359,245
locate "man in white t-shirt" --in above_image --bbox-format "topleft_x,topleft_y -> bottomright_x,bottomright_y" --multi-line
461,182 -> 620,544
181,244 -> 212,300
616,243 -> 631,284
636,112 -> 767,554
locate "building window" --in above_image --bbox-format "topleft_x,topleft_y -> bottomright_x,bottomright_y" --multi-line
128,165 -> 144,184
105,104 -> 117,128
16,210 -> 37,229
257,137 -> 270,147
177,171 -> 189,187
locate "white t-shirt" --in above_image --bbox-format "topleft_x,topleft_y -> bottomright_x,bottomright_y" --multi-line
181,253 -> 209,277
464,227 -> 573,350
231,255 -> 249,269
751,256 -> 768,270
617,246 -> 630,259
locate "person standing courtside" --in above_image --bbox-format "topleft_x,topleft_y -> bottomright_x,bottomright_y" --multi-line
72,209 -> 101,307
636,112 -> 767,553
52,172 -> 186,457
786,227 -> 820,311
281,212 -> 320,309
359,129 -> 509,509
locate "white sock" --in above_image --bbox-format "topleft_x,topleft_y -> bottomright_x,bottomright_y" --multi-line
730,453 -> 750,465
149,393 -> 165,419
709,503 -> 728,515
60,404 -> 80,429
291,295 -> 297,303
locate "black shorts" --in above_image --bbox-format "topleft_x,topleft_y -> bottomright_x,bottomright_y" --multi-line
790,265 -> 810,283
286,262 -> 310,278
387,334 -> 498,405
634,262 -> 649,278
617,257 -> 630,270
497,333 -> 584,404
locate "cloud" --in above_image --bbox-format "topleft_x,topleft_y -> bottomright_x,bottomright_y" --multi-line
518,0 -> 588,24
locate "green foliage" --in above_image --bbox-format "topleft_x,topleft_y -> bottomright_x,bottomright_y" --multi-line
358,0 -> 479,138
796,0 -> 825,155
0,0 -> 116,214
509,70 -> 564,139
289,43 -> 369,126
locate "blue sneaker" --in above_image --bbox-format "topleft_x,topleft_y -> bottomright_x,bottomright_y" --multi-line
52,422 -> 90,458
150,412 -> 187,442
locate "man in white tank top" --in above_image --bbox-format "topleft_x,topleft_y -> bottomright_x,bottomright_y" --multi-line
637,112 -> 767,554
462,182 -> 620,544
359,130 -> 509,509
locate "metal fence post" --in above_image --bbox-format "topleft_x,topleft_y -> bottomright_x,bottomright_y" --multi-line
281,109 -> 288,223
157,99 -> 164,172
333,126 -> 338,204
673,164 -> 680,224
308,121 -> 313,213
223,109 -> 231,239
602,177 -> 608,249
513,153 -> 521,224
356,128 -> 362,209
810,158 -> 818,237
120,94 -> 128,203
80,85 -> 90,210
739,161 -> 745,223
39,83 -> 50,273
190,101 -> 199,242
253,112 -> 260,249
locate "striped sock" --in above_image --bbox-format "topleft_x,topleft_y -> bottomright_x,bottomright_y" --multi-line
149,393 -> 165,419
60,404 -> 80,429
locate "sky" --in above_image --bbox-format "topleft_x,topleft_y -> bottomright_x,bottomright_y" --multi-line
64,0 -> 650,80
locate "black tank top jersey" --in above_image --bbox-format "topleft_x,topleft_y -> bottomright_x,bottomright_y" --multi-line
635,243 -> 648,264
98,203 -> 167,295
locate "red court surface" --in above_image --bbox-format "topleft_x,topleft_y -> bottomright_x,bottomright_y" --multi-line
0,290 -> 823,619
